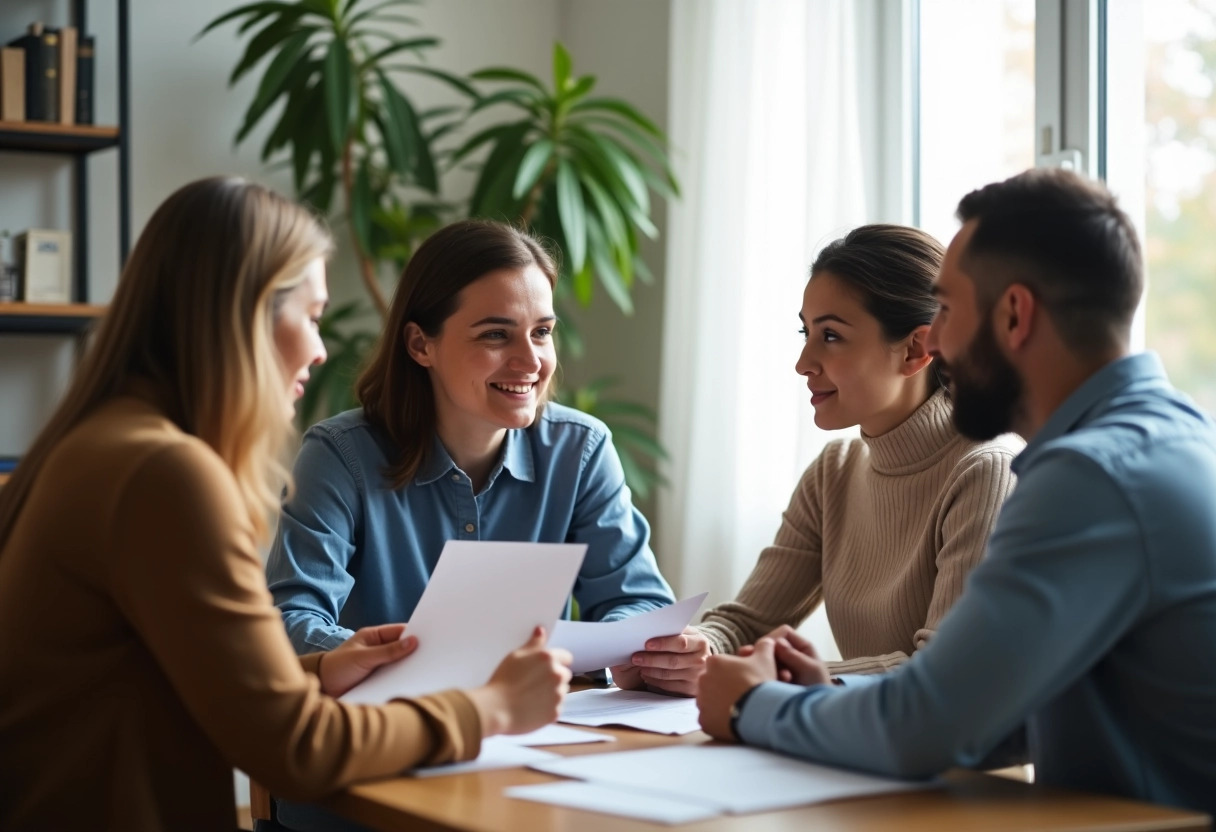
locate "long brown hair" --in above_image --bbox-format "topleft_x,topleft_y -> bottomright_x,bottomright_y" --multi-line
0,176 -> 332,550
358,219 -> 557,488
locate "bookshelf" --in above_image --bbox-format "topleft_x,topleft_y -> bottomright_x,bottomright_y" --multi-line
0,0 -> 129,481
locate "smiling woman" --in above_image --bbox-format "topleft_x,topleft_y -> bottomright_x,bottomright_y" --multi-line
688,224 -> 1023,677
264,218 -> 676,832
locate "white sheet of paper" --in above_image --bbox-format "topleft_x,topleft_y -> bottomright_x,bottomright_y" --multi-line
506,781 -> 720,825
494,723 -> 616,747
558,688 -> 702,735
530,745 -> 936,814
410,740 -> 558,778
341,541 -> 586,704
550,593 -> 709,673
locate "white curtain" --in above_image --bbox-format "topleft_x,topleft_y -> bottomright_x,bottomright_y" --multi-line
658,0 -> 874,658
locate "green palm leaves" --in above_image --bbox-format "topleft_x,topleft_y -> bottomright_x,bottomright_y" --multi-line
455,43 -> 679,323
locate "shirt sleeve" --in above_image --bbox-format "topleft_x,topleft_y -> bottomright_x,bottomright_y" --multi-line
107,442 -> 481,800
266,426 -> 362,653
697,458 -> 825,655
567,427 -> 675,622
828,448 -> 1016,675
734,448 -> 1148,777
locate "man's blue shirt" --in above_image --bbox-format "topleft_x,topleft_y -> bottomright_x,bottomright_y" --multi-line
737,353 -> 1216,813
266,402 -> 675,654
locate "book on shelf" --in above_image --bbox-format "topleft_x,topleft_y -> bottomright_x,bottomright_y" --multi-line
8,23 -> 58,122
15,229 -> 72,304
0,46 -> 23,122
0,458 -> 18,474
76,34 -> 93,125
56,26 -> 76,126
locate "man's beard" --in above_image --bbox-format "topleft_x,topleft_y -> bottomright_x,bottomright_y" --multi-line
941,318 -> 1024,441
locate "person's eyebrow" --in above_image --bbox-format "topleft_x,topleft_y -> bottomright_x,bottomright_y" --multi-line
469,315 -> 558,327
931,285 -> 947,298
811,313 -> 851,326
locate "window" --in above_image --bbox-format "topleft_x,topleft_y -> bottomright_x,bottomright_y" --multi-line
917,0 -> 1036,241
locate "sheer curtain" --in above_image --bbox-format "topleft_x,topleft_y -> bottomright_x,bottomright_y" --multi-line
657,0 -> 875,658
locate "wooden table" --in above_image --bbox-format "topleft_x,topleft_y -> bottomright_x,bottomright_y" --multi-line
318,725 -> 1211,832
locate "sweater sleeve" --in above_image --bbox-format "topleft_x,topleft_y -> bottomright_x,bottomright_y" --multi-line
107,441 -> 482,801
697,457 -> 825,654
825,447 -> 1016,676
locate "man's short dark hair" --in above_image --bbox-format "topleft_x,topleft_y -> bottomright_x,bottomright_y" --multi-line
956,168 -> 1143,355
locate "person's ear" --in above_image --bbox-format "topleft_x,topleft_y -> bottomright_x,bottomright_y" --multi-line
404,322 -> 433,367
999,284 -> 1037,352
899,324 -> 934,378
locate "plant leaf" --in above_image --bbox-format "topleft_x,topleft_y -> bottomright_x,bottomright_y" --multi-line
513,139 -> 554,200
468,122 -> 530,217
196,1 -> 298,39
363,36 -> 439,66
586,213 -> 632,314
555,159 -> 587,274
569,96 -> 663,137
553,42 -> 573,91
389,64 -> 479,99
469,88 -> 544,116
469,66 -> 547,92
227,11 -> 311,86
237,30 -> 314,145
323,37 -> 355,151
448,120 -> 531,166
572,259 -> 593,306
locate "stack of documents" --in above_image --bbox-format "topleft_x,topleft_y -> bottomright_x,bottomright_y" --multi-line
507,745 -> 937,824
558,688 -> 702,735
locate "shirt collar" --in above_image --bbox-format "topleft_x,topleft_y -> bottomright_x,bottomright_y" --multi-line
414,429 -> 537,486
1013,351 -> 1166,473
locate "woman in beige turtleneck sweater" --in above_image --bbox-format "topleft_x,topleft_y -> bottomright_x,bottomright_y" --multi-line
620,225 -> 1021,694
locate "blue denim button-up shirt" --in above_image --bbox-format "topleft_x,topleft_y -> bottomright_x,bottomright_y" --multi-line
266,402 -> 675,654
737,353 -> 1216,814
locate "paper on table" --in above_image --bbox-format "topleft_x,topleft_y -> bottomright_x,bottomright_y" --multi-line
410,740 -> 558,778
550,593 -> 708,673
558,688 -> 702,735
530,745 -> 936,814
342,541 -> 586,704
506,781 -> 720,825
494,723 -> 616,747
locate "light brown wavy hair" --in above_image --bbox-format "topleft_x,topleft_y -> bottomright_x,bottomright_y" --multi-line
0,176 -> 332,549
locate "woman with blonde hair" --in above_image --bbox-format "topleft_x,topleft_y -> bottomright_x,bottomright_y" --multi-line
0,177 -> 571,832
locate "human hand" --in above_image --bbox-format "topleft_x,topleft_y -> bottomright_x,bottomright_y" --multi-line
613,627 -> 711,697
696,638 -> 779,741
467,626 -> 573,737
318,623 -> 417,698
747,625 -> 831,686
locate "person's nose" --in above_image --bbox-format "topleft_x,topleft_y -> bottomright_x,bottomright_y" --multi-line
794,338 -> 820,377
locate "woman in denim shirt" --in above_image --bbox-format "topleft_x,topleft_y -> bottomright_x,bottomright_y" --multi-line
266,219 -> 677,669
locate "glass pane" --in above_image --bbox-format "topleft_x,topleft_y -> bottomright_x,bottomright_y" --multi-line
1139,1 -> 1216,410
918,0 -> 1035,242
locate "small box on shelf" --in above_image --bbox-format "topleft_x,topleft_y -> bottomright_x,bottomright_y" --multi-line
15,229 -> 71,303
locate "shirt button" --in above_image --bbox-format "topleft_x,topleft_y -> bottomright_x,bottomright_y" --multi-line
451,473 -> 460,482
465,523 -> 475,533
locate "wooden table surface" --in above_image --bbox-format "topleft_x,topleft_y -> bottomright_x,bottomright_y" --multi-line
319,724 -> 1211,832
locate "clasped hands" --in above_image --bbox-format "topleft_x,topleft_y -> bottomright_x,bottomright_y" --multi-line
697,625 -> 832,741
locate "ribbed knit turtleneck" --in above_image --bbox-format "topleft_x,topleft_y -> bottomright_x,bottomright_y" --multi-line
699,390 -> 1022,674
863,390 -> 960,474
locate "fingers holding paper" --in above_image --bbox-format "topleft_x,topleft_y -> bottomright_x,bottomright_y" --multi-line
469,626 -> 573,737
620,626 -> 711,696
318,623 -> 418,698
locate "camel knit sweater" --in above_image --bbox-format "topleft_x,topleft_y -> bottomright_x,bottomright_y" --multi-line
698,390 -> 1021,675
